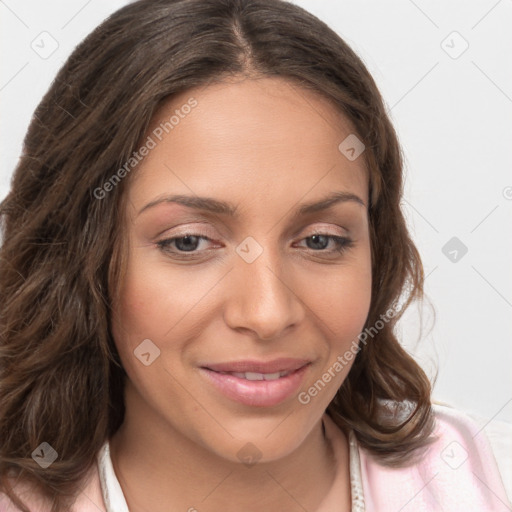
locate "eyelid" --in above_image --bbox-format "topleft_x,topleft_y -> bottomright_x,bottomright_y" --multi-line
158,222 -> 219,239
159,221 -> 347,242
307,222 -> 348,234
292,223 -> 349,242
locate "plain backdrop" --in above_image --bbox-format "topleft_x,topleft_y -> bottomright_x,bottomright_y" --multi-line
1,0 -> 511,422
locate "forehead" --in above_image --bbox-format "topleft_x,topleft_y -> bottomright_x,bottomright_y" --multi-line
128,76 -> 369,212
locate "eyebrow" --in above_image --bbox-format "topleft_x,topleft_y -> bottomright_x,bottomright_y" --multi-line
137,190 -> 366,217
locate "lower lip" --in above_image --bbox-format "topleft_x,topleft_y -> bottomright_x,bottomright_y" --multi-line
200,365 -> 310,407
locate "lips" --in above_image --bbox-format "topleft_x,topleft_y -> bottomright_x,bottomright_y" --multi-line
200,358 -> 311,407
222,370 -> 292,381
203,358 -> 310,374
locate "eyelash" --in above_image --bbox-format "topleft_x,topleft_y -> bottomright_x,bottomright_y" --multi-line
156,232 -> 354,259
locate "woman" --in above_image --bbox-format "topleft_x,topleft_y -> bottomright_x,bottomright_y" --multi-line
0,0 -> 509,511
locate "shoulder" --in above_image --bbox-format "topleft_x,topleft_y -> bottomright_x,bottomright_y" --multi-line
430,401 -> 512,493
357,402 -> 512,512
449,402 -> 512,503
0,459 -> 107,512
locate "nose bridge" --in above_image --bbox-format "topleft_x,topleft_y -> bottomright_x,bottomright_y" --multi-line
224,235 -> 304,339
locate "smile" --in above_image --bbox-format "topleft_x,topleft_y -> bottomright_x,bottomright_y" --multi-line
199,358 -> 311,407
217,370 -> 293,380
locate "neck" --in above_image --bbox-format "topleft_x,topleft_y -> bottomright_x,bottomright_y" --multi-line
109,381 -> 350,512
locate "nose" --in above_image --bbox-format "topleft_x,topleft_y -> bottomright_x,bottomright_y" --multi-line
223,241 -> 305,340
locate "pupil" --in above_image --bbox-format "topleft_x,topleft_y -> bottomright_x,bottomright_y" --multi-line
309,234 -> 328,250
176,235 -> 199,252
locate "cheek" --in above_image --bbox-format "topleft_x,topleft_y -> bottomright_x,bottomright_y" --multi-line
295,261 -> 372,410
309,259 -> 372,371
110,252 -> 169,368
111,270 -> 155,348
110,249 -> 222,372
112,252 -> 195,341
331,275 -> 372,340
308,258 -> 372,342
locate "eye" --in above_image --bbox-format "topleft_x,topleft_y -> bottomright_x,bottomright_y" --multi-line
296,233 -> 354,254
155,231 -> 354,259
156,234 -> 213,255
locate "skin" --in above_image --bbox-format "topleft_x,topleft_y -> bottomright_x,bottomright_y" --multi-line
109,75 -> 372,512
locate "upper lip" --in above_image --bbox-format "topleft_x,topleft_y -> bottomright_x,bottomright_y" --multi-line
202,358 -> 311,374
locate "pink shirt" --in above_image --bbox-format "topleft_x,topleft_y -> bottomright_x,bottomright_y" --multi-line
1,404 -> 510,511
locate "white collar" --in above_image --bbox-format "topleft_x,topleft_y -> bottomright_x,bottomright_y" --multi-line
97,424 -> 365,512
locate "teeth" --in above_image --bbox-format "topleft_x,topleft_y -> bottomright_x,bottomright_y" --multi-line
230,371 -> 253,379
227,371 -> 290,380
245,372 -> 264,381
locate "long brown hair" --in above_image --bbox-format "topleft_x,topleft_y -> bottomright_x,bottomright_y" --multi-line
0,0 -> 434,510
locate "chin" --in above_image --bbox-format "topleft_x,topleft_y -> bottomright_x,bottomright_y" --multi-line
190,407 -> 322,465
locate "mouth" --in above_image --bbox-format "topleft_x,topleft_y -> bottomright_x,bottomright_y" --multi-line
199,358 -> 311,407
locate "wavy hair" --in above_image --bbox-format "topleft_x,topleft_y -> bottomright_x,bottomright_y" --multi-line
0,0 -> 434,510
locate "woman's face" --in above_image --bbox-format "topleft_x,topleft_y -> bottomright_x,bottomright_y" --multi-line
111,76 -> 372,463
